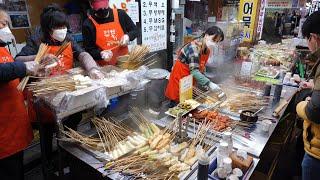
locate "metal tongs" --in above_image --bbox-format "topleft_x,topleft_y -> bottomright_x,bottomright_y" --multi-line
198,90 -> 227,112
177,113 -> 190,143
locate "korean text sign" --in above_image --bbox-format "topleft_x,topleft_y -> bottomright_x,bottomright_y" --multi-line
238,0 -> 258,42
141,0 -> 167,52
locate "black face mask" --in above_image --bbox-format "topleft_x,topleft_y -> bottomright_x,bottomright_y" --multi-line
95,8 -> 109,18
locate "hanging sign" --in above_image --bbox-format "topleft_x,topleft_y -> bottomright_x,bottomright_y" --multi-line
141,0 -> 167,52
240,61 -> 253,76
238,0 -> 259,42
257,0 -> 267,40
266,0 -> 292,8
179,75 -> 193,103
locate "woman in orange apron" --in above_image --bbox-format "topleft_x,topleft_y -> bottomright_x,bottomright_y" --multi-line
82,0 -> 139,66
0,9 -> 40,180
14,4 -> 105,175
165,26 -> 225,103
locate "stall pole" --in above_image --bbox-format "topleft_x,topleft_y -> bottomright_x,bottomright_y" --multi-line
167,0 -> 174,70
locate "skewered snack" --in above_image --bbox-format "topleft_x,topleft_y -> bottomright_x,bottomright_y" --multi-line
27,74 -> 91,96
119,45 -> 157,70
17,43 -> 51,91
193,87 -> 219,105
105,118 -> 213,179
18,42 -> 72,92
192,110 -> 233,132
220,93 -> 268,112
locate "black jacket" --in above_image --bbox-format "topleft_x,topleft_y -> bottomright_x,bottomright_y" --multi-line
82,8 -> 139,60
0,42 -> 26,82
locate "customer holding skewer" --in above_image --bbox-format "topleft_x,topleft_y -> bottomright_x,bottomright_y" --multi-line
166,26 -> 224,104
83,0 -> 139,66
0,9 -> 43,180
296,11 -> 320,180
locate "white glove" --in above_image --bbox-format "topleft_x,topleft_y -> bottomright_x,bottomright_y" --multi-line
89,68 -> 105,79
40,54 -> 59,69
24,61 -> 39,76
119,34 -> 129,46
100,50 -> 113,62
208,82 -> 221,92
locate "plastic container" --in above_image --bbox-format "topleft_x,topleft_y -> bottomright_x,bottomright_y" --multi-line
208,157 -> 253,180
222,132 -> 233,155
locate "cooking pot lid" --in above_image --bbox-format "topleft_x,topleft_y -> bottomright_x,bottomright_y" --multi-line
145,68 -> 169,80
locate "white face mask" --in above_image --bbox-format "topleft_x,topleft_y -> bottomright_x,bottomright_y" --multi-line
51,28 -> 67,42
0,26 -> 14,43
204,35 -> 217,48
205,35 -> 220,64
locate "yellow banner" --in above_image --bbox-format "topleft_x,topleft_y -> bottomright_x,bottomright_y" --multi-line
179,75 -> 193,103
238,0 -> 259,42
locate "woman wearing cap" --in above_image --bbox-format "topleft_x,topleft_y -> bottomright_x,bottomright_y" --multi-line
83,0 -> 139,66
296,11 -> 320,180
165,26 -> 224,103
0,9 -> 44,180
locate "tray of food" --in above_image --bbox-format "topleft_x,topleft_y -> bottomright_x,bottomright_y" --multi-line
104,115 -> 216,180
219,92 -> 269,117
255,66 -> 280,79
166,99 -> 201,118
191,109 -> 235,133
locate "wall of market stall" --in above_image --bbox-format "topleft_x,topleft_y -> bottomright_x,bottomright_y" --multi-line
0,0 -> 69,43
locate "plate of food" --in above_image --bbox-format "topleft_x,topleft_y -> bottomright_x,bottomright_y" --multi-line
166,99 -> 201,118
255,67 -> 279,79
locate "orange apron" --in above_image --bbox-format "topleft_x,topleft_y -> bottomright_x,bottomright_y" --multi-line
89,9 -> 129,66
165,51 -> 210,102
47,43 -> 74,76
26,43 -> 73,123
0,47 -> 33,159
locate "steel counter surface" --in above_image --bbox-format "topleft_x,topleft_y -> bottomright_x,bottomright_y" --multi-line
231,85 -> 298,157
57,85 -> 297,179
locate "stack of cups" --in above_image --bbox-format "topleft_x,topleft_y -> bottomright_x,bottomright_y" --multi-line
222,157 -> 233,174
217,141 -> 229,168
222,131 -> 233,155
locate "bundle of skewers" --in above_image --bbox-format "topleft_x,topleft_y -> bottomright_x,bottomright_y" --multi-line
193,87 -> 220,105
17,42 -> 71,91
60,107 -> 215,179
105,114 -> 214,179
91,117 -> 151,159
27,75 -> 76,96
27,74 -> 91,96
61,127 -> 104,150
220,93 -> 269,112
119,45 -> 157,70
61,108 -> 161,160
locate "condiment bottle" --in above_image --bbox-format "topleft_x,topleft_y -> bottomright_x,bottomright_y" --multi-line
197,153 -> 209,180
